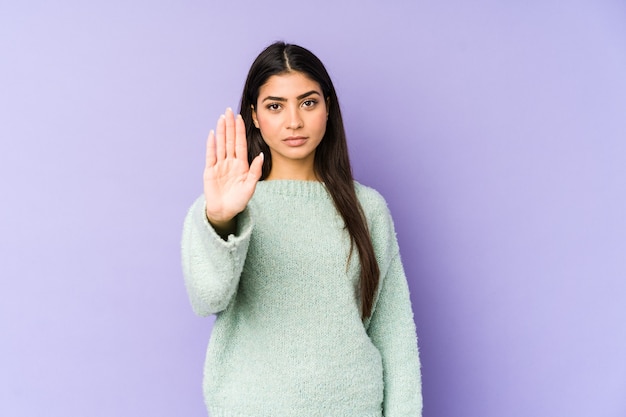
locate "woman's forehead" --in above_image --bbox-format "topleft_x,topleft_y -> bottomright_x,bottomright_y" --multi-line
258,71 -> 322,98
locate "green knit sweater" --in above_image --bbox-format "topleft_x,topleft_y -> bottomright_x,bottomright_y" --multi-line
181,180 -> 422,417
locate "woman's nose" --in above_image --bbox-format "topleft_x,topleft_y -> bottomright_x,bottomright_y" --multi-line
287,107 -> 303,129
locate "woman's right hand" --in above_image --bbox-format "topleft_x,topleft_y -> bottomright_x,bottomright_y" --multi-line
203,108 -> 264,234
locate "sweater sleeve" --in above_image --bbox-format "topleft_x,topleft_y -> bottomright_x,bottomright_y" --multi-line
180,195 -> 253,316
367,251 -> 423,417
361,187 -> 422,416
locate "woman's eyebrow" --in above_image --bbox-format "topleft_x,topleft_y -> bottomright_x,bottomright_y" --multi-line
297,90 -> 321,100
261,90 -> 321,102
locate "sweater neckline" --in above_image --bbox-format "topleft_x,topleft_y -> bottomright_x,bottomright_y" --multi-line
255,179 -> 330,198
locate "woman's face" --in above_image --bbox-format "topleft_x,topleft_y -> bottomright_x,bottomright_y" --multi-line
252,71 -> 328,176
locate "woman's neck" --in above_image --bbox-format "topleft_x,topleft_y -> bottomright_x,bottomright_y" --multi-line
266,157 -> 319,181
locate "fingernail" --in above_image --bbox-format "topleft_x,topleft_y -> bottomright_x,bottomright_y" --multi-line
237,114 -> 243,120
226,107 -> 232,113
219,114 -> 225,120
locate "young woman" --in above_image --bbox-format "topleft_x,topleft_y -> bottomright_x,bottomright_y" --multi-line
181,42 -> 422,417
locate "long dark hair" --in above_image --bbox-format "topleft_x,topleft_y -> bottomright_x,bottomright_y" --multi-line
239,42 -> 380,320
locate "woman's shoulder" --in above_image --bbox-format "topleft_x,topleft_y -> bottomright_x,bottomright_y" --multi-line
354,181 -> 390,215
354,182 -> 397,237
354,181 -> 400,261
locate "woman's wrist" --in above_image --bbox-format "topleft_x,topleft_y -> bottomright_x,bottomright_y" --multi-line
206,213 -> 237,238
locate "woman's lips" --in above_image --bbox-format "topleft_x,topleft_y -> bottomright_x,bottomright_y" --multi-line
283,136 -> 308,147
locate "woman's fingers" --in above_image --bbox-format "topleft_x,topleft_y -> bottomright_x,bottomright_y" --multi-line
215,108 -> 246,161
205,130 -> 216,167
248,152 -> 264,183
225,108 -> 236,158
215,114 -> 226,160
235,113 -> 248,162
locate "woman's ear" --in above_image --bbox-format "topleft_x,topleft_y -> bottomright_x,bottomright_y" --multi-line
251,105 -> 259,128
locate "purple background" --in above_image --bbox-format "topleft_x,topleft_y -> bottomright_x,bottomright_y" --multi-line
2,1 -> 625,416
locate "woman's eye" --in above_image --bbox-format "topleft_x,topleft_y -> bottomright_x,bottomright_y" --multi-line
267,103 -> 281,111
302,99 -> 317,108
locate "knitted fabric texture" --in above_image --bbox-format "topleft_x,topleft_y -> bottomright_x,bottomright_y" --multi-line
181,180 -> 422,417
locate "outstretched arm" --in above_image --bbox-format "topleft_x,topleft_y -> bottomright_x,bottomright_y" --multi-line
181,108 -> 263,316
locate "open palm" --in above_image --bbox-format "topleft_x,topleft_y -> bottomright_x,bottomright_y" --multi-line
204,108 -> 264,227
